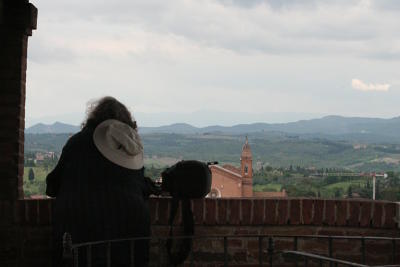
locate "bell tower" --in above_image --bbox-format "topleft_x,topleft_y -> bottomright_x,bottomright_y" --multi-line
240,136 -> 253,197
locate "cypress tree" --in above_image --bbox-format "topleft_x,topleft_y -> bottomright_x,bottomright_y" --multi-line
28,168 -> 35,182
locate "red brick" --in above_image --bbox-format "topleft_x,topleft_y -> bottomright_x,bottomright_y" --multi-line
25,199 -> 38,224
0,106 -> 24,120
365,240 -> 393,255
324,200 -> 335,226
157,198 -> 170,225
247,239 -> 261,251
336,200 -> 347,226
0,65 -> 24,80
228,239 -> 243,248
264,199 -> 276,225
383,203 -> 397,228
0,81 -> 24,98
273,238 -> 293,251
348,201 -> 360,227
192,198 -> 204,225
240,199 -> 252,225
233,251 -> 247,262
252,199 -> 264,225
216,198 -> 228,224
300,239 -> 329,254
14,199 -> 25,224
233,228 -> 249,235
372,202 -> 384,228
277,199 -> 288,225
228,199 -> 240,225
192,238 -> 213,251
173,200 -> 182,225
289,199 -> 300,225
0,120 -> 24,136
148,197 -> 158,224
0,178 -> 19,200
0,128 -> 23,140
313,199 -> 324,225
360,201 -> 372,227
38,199 -> 51,225
204,198 -> 217,225
302,199 -> 313,225
317,229 -> 345,236
0,174 -> 22,193
332,239 -> 360,254
0,200 -> 13,224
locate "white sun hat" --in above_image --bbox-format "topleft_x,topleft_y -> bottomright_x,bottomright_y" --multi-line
93,119 -> 144,170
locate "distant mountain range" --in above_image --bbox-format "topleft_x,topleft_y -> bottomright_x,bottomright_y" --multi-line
24,116 -> 400,171
26,122 -> 80,134
25,116 -> 400,143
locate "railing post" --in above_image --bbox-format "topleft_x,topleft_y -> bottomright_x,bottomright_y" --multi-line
328,236 -> 333,267
74,248 -> 79,267
224,236 -> 228,267
190,248 -> 194,267
86,245 -> 92,267
62,232 -> 73,267
130,240 -> 135,267
304,256 -> 308,267
106,242 -> 111,267
361,237 -> 366,265
268,237 -> 274,267
393,238 -> 396,265
158,238 -> 162,267
294,236 -> 298,267
259,236 -> 263,266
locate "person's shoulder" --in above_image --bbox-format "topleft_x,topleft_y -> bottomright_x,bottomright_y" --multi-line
63,127 -> 94,151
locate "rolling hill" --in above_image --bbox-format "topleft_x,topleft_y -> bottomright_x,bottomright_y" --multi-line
26,116 -> 400,144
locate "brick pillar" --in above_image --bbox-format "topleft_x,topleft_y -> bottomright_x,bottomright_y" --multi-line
0,0 -> 37,200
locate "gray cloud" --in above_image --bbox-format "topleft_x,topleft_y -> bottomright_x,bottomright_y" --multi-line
26,0 -> 400,123
217,0 -> 318,9
372,0 -> 400,11
28,39 -> 77,64
31,0 -> 400,60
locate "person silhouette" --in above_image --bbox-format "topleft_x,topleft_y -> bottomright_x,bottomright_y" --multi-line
46,96 -> 150,266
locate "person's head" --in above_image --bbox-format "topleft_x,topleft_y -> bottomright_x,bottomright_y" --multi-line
82,96 -> 137,129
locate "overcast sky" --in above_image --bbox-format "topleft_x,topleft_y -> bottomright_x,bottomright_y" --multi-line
26,0 -> 400,127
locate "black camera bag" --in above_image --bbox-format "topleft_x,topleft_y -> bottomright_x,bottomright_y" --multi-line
161,160 -> 212,266
162,160 -> 212,198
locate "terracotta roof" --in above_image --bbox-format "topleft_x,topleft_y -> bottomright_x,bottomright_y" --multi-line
211,165 -> 242,178
222,164 -> 241,175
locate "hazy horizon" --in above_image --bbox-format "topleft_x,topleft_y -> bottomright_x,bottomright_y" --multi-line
26,111 -> 400,128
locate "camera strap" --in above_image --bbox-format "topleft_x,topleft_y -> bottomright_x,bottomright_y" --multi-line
166,197 -> 194,266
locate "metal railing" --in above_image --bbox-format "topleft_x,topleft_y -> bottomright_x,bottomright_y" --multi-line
63,233 -> 400,266
283,251 -> 369,267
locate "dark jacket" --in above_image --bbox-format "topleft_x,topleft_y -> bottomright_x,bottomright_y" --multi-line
46,126 -> 150,266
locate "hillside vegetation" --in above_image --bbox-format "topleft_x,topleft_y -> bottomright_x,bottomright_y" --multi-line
25,132 -> 400,172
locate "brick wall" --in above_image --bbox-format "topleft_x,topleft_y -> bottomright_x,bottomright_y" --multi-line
0,0 -> 37,200
0,198 -> 399,266
210,166 -> 243,197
